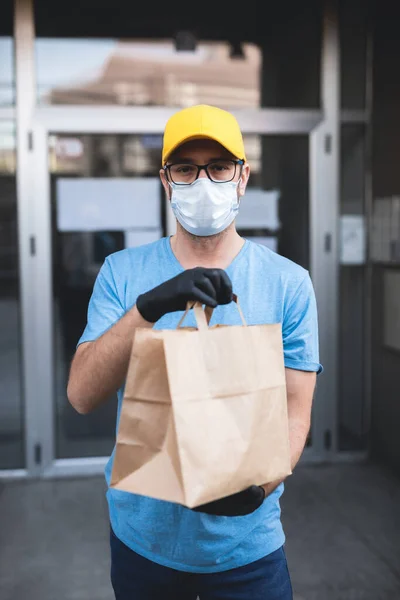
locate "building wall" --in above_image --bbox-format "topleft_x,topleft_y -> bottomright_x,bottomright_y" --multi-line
371,3 -> 400,474
339,0 -> 369,451
260,1 -> 371,453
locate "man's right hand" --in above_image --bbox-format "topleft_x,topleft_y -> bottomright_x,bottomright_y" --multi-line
136,267 -> 233,324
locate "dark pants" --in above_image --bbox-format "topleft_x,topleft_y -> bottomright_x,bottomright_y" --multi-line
110,528 -> 293,600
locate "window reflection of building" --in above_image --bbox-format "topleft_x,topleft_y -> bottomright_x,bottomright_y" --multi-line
0,122 -> 16,174
2,39 -> 262,176
0,37 -> 262,442
41,41 -> 261,109
48,133 -> 261,178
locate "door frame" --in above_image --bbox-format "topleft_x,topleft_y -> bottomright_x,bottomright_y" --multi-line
21,105 -> 336,478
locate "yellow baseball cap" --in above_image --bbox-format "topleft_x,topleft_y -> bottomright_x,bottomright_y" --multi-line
162,104 -> 246,164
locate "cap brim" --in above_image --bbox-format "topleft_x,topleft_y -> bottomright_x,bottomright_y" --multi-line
163,133 -> 245,163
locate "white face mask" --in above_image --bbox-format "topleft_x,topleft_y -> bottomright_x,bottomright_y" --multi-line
170,178 -> 240,237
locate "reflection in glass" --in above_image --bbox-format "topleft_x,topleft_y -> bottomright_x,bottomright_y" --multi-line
235,134 -> 312,446
0,37 -> 14,107
0,121 -> 16,173
50,130 -> 314,457
51,134 -> 165,459
36,39 -> 261,109
49,134 -> 163,176
0,122 -> 24,468
234,134 -> 310,269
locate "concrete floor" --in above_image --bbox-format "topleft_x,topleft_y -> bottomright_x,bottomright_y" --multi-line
1,462 -> 399,600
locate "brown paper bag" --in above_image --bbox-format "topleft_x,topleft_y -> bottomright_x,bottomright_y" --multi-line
110,297 -> 291,508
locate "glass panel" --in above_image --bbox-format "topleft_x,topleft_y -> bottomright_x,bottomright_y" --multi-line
51,130 -> 314,457
0,121 -> 24,468
51,133 -> 165,459
237,134 -> 311,445
339,123 -> 368,451
36,39 -> 261,109
238,135 -> 310,270
0,36 -> 14,107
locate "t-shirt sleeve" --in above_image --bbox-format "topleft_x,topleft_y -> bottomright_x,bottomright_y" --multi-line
77,257 -> 126,347
282,273 -> 323,374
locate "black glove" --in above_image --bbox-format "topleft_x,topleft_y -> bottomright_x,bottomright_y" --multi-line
136,267 -> 233,323
192,485 -> 266,517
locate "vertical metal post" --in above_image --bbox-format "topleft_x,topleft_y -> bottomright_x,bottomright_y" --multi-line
14,0 -> 40,474
309,0 -> 340,457
363,22 -> 374,450
32,120 -> 55,470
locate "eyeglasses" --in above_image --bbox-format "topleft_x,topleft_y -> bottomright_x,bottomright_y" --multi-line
164,159 -> 244,185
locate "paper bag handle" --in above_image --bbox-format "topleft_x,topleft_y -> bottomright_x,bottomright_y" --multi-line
177,293 -> 247,330
232,294 -> 247,325
177,302 -> 212,331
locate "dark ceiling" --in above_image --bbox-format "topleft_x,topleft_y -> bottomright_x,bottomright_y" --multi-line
3,1 -> 398,47
1,0 -> 323,44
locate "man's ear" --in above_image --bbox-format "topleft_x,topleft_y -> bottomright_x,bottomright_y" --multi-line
238,163 -> 250,196
160,168 -> 171,199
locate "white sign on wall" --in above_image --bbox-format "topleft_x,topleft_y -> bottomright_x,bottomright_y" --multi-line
247,236 -> 278,253
57,178 -> 161,231
340,215 -> 366,265
124,229 -> 162,248
235,188 -> 280,230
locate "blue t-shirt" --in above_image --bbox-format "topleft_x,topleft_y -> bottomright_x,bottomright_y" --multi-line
78,237 -> 322,573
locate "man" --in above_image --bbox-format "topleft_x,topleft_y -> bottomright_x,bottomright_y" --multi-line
67,104 -> 322,599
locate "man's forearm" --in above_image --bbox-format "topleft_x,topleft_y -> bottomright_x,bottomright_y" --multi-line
261,368 -> 315,497
261,417 -> 310,497
67,305 -> 151,414
287,417 -> 311,470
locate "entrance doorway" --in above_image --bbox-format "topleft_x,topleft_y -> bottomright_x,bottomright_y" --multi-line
21,105 -> 336,476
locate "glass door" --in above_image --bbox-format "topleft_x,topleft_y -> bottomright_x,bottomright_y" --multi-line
0,119 -> 25,471
29,107 -> 335,476
50,133 -> 166,460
